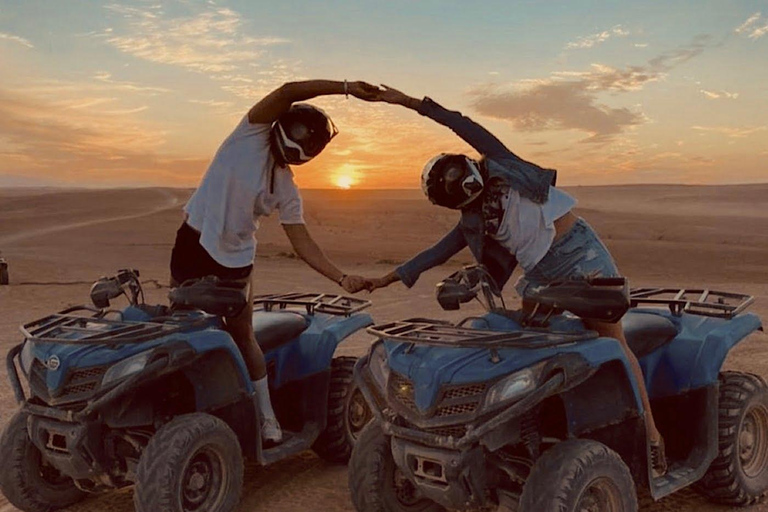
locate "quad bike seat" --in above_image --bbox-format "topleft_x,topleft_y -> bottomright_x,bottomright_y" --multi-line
621,311 -> 678,357
253,311 -> 309,352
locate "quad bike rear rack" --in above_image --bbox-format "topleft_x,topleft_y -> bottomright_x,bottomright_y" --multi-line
253,292 -> 371,316
630,288 -> 754,319
21,305 -> 198,345
368,319 -> 596,353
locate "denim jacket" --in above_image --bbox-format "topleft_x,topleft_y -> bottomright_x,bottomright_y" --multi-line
395,97 -> 556,289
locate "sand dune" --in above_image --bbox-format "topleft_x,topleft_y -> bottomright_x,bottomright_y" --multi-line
1,185 -> 767,512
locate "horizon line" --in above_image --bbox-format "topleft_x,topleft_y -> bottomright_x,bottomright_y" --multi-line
3,181 -> 768,191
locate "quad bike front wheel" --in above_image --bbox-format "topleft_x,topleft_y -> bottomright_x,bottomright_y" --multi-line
0,410 -> 87,512
697,371 -> 768,506
349,422 -> 443,512
134,413 -> 243,512
313,356 -> 373,463
519,439 -> 637,512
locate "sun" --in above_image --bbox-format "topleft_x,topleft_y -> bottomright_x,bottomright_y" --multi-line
334,174 -> 355,189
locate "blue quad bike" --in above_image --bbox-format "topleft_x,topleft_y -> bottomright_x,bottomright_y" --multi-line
350,266 -> 767,512
0,269 -> 375,512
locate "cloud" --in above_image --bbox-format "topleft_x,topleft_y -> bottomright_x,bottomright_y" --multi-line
735,12 -> 768,39
565,25 -> 630,50
22,74 -> 171,99
468,37 -> 711,143
0,87 -> 205,186
692,125 -> 766,138
92,72 -> 171,94
0,32 -> 34,48
699,89 -> 739,100
101,3 -> 290,74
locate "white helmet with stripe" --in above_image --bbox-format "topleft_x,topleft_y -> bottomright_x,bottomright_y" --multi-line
272,104 -> 338,165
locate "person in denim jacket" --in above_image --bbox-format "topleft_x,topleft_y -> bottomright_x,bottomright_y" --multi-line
368,85 -> 667,476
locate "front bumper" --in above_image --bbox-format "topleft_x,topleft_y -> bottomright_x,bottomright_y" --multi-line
27,415 -> 107,483
391,437 -> 488,508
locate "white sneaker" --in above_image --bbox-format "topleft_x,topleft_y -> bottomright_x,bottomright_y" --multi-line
262,416 -> 282,443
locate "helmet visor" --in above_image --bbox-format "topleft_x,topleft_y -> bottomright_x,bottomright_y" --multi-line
438,157 -> 484,208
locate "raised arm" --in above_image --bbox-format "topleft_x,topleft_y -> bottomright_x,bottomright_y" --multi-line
378,85 -> 511,158
248,80 -> 381,124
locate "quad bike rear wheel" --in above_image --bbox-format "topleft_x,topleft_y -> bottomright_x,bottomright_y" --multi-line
134,412 -> 243,512
349,422 -> 443,512
519,439 -> 637,512
313,356 -> 372,463
0,410 -> 87,512
697,371 -> 768,506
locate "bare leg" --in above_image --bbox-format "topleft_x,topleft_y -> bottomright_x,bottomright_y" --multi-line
170,275 -> 266,379
222,274 -> 281,441
223,275 -> 267,380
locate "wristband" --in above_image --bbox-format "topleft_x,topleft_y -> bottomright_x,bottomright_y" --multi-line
337,274 -> 348,285
344,79 -> 349,99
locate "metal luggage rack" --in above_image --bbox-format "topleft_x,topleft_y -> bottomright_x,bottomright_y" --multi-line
368,320 -> 596,350
629,287 -> 754,319
21,305 -> 192,344
253,292 -> 371,316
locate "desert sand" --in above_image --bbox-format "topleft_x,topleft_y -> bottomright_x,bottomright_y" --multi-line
1,185 -> 767,512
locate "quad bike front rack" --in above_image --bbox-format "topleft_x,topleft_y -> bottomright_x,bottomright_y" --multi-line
20,306 -> 198,345
368,319 -> 596,354
253,292 -> 371,316
630,288 -> 754,319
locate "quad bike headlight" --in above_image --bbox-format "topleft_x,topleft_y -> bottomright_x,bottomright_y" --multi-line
483,365 -> 543,411
102,350 -> 153,387
368,343 -> 390,391
19,341 -> 34,375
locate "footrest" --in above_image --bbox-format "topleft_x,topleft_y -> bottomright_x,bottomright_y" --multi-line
260,423 -> 320,465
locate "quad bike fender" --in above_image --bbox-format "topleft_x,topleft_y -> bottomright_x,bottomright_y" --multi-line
182,328 -> 254,394
642,312 -> 763,397
686,312 -> 761,390
266,312 -> 373,387
562,336 -> 647,415
559,359 -> 645,437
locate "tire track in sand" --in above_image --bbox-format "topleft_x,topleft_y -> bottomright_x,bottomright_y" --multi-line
0,189 -> 181,246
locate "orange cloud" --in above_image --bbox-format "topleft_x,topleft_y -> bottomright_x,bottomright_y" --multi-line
0,86 -> 206,186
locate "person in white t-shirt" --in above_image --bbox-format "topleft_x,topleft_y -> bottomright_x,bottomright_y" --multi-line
170,80 -> 380,443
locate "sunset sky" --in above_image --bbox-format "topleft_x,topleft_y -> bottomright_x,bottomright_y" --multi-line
1,1 -> 766,189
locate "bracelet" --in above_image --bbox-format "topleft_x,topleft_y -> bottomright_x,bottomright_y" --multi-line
344,79 -> 348,99
337,274 -> 348,285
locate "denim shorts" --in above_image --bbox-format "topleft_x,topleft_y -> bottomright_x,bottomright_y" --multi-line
515,218 -> 620,298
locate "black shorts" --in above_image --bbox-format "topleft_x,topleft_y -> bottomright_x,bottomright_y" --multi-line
170,222 -> 253,285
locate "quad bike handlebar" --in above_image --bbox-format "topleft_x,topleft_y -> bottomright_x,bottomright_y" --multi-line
90,269 -> 143,309
436,265 -> 631,323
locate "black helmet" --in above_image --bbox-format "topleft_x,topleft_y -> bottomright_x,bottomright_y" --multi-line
272,103 -> 338,165
421,153 -> 484,209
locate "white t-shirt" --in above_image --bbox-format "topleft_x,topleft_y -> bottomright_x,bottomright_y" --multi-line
491,186 -> 577,272
184,115 -> 305,268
